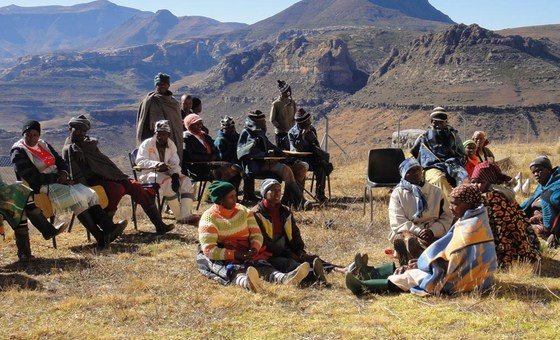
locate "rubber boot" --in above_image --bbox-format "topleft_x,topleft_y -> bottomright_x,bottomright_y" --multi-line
177,198 -> 200,225
106,209 -> 117,222
25,206 -> 67,240
77,210 -> 105,247
167,198 -> 181,221
144,205 -> 174,234
286,182 -> 307,211
14,225 -> 34,262
88,205 -> 127,244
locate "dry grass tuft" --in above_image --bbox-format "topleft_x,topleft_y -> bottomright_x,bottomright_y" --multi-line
1,142 -> 560,338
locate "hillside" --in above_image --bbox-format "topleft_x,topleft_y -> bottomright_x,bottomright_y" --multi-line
498,24 -> 560,45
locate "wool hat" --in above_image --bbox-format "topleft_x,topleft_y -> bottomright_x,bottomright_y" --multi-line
22,120 -> 41,135
430,106 -> 448,121
248,110 -> 265,121
398,158 -> 422,179
463,139 -> 476,148
529,155 -> 553,170
277,80 -> 290,93
208,181 -> 236,203
184,113 -> 202,130
260,178 -> 281,198
220,115 -> 235,128
154,73 -> 170,86
295,108 -> 311,123
155,120 -> 171,133
471,162 -> 512,184
68,114 -> 91,131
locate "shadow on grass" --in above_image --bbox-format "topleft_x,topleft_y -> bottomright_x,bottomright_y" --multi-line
494,281 -> 560,303
1,257 -> 93,276
0,273 -> 42,291
539,256 -> 560,278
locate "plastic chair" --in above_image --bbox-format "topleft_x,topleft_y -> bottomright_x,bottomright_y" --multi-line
363,148 -> 405,223
129,149 -> 163,230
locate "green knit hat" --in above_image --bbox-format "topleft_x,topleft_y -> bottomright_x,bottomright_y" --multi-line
208,181 -> 236,203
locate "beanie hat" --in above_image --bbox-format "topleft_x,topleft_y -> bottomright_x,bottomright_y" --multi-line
154,73 -> 170,86
295,108 -> 310,123
260,178 -> 281,198
220,115 -> 235,128
155,120 -> 171,133
248,110 -> 265,121
529,155 -> 553,170
277,80 -> 290,93
430,106 -> 448,121
22,120 -> 41,135
68,114 -> 91,131
208,181 -> 236,203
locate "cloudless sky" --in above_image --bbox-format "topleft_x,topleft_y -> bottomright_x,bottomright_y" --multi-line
0,0 -> 559,29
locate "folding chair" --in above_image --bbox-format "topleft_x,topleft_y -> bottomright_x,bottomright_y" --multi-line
363,148 -> 405,223
128,149 -> 164,230
182,162 -> 215,211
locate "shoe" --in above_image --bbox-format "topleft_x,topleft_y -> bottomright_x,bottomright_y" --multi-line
312,258 -> 327,283
156,223 -> 175,235
345,272 -> 366,296
246,266 -> 265,293
283,262 -> 310,286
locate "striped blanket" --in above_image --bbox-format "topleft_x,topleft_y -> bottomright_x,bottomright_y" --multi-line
0,176 -> 32,235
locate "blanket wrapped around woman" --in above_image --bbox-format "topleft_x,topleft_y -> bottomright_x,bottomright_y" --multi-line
0,175 -> 32,237
389,205 -> 497,296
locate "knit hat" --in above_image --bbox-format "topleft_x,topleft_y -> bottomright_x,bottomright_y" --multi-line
68,114 -> 91,131
398,158 -> 422,179
277,80 -> 290,93
430,106 -> 448,121
155,120 -> 171,133
295,108 -> 310,123
208,181 -> 236,203
463,139 -> 476,148
184,113 -> 202,130
154,73 -> 170,86
450,184 -> 482,209
529,155 -> 553,170
248,110 -> 265,121
220,115 -> 235,128
471,162 -> 512,184
22,120 -> 41,135
260,178 -> 281,198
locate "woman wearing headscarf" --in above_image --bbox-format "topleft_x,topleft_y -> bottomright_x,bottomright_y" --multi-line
472,131 -> 495,163
463,139 -> 479,178
196,181 -> 310,293
346,185 -> 497,296
471,162 -> 540,267
11,120 -> 127,249
182,113 -> 241,190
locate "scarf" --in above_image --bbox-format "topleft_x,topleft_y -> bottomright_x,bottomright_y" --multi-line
23,142 -> 55,168
185,113 -> 212,154
397,179 -> 427,220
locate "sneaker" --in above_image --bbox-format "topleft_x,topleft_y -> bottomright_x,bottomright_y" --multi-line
283,262 -> 311,286
345,272 -> 366,296
246,266 -> 265,293
312,258 -> 327,283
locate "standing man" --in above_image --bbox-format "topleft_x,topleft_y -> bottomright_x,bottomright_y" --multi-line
180,94 -> 193,120
136,73 -> 184,162
270,80 -> 296,150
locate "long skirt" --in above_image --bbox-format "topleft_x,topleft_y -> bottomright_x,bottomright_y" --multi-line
40,183 -> 99,215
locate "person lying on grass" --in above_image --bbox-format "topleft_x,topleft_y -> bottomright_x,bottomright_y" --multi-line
196,181 -> 310,293
346,184 -> 497,296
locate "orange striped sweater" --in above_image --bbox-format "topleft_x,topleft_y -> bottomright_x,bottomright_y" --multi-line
198,203 -> 266,261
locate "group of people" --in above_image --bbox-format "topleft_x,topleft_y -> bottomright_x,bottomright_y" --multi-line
1,74 -> 559,299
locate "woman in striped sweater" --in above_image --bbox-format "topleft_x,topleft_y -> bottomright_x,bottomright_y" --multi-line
196,181 -> 309,293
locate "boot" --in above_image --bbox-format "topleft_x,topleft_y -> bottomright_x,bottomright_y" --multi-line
282,262 -> 310,286
106,209 -> 117,222
242,177 -> 259,202
77,210 -> 105,248
144,205 -> 174,234
345,272 -> 392,296
89,205 -> 127,244
14,225 -> 34,262
312,258 -> 327,283
167,197 -> 181,221
25,206 -> 67,240
177,198 -> 200,225
286,182 -> 308,211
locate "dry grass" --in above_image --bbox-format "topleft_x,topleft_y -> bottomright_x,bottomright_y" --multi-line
1,142 -> 560,339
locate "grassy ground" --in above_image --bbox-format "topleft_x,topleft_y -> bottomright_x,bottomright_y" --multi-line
1,142 -> 559,339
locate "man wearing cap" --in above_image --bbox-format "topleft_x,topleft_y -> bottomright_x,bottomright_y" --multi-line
388,158 -> 453,265
521,155 -> 560,248
411,107 -> 467,197
270,80 -> 297,150
63,115 -> 174,234
137,120 -> 200,225
237,110 -> 308,209
215,115 -> 240,164
136,73 -> 184,162
288,108 -> 333,203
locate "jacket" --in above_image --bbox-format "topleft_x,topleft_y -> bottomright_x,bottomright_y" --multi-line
521,167 -> 560,234
136,136 -> 182,184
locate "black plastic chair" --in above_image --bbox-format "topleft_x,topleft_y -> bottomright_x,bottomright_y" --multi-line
129,149 -> 164,230
363,148 -> 405,223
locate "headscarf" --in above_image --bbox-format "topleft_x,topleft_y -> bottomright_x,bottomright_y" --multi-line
68,114 -> 91,130
22,120 -> 40,135
260,178 -> 280,198
473,131 -> 489,147
155,120 -> 171,133
471,162 -> 512,185
208,181 -> 236,204
529,155 -> 553,170
450,184 -> 482,210
184,113 -> 211,153
154,73 -> 170,86
396,158 -> 427,219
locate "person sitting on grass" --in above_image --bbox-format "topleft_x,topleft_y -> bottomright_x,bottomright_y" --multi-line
196,181 -> 310,293
472,131 -> 495,163
252,179 -> 333,284
347,184 -> 497,296
463,139 -> 479,178
521,155 -> 560,248
388,158 -> 453,266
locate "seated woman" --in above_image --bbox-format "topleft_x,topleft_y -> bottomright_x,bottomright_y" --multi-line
346,184 -> 497,296
252,179 -> 334,284
463,139 -> 479,178
472,131 -> 495,163
196,181 -> 310,293
1,175 -> 67,261
470,162 -> 540,267
11,120 -> 127,249
182,113 -> 241,190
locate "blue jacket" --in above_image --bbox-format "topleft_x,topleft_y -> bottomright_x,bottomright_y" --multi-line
521,167 -> 560,235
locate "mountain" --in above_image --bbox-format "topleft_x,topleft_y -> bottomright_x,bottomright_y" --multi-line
498,24 -> 560,45
246,0 -> 453,39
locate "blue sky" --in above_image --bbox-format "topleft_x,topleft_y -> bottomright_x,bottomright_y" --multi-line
1,0 -> 559,29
